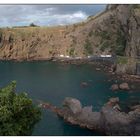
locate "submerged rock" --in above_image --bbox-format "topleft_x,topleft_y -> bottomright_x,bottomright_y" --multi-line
96,68 -> 101,71
110,84 -> 119,91
111,83 -> 130,91
119,82 -> 130,90
107,97 -> 119,105
81,82 -> 88,87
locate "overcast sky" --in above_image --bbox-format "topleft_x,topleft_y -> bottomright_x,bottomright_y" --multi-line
0,5 -> 106,27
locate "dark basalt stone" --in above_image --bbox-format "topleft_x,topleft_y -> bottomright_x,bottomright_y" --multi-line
40,97 -> 140,136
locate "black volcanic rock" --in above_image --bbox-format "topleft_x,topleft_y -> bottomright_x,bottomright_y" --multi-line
56,97 -> 140,136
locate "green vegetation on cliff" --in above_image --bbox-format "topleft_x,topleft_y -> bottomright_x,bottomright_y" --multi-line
69,48 -> 75,56
117,56 -> 140,64
117,56 -> 128,64
83,39 -> 93,55
115,30 -> 126,56
0,81 -> 41,136
94,28 -> 126,56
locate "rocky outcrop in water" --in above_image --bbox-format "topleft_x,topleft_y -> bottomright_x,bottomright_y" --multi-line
119,83 -> 130,90
111,83 -> 130,91
46,97 -> 140,136
110,84 -> 119,91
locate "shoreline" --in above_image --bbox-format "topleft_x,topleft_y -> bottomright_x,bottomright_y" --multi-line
0,57 -> 140,81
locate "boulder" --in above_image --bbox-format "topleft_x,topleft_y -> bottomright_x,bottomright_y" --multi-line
81,82 -> 88,87
110,84 -> 119,91
107,97 -> 119,106
113,104 -> 121,111
63,97 -> 82,114
119,83 -> 130,90
96,68 -> 101,71
109,97 -> 119,104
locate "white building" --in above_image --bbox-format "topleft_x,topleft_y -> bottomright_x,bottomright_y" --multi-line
87,56 -> 92,58
60,54 -> 64,57
66,55 -> 70,58
106,55 -> 112,57
100,55 -> 112,58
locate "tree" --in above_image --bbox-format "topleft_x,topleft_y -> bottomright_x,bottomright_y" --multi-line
29,23 -> 38,27
0,81 -> 41,136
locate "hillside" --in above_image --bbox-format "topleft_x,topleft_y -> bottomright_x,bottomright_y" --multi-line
0,4 -> 139,61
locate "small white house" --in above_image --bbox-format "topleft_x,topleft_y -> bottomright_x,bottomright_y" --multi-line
100,55 -> 105,57
66,55 -> 70,58
106,55 -> 112,57
60,54 -> 64,57
87,56 -> 92,58
100,55 -> 112,58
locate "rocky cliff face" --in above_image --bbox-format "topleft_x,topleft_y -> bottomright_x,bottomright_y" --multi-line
125,6 -> 140,57
0,5 -> 139,61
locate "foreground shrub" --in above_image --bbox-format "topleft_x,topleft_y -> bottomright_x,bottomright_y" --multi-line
0,81 -> 41,136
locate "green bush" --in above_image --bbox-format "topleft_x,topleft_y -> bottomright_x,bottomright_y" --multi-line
115,30 -> 126,56
9,34 -> 14,43
117,56 -> 128,64
100,31 -> 111,40
94,30 -> 111,40
0,81 -> 41,136
0,31 -> 2,42
84,39 -> 93,55
69,48 -> 75,56
29,23 -> 38,27
49,50 -> 53,54
100,41 -> 110,51
88,30 -> 94,37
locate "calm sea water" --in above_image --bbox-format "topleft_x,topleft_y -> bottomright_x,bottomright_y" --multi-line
0,61 -> 139,136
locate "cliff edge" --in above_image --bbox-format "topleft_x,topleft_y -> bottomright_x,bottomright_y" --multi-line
0,5 -> 139,61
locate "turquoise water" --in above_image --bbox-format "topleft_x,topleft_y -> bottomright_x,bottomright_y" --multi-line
0,61 -> 139,136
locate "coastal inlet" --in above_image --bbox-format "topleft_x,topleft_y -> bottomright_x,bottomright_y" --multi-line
0,61 -> 139,136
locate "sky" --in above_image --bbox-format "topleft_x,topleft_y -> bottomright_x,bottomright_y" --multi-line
0,5 -> 106,27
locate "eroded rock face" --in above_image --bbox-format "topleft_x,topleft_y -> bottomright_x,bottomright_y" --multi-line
125,7 -> 140,58
63,97 -> 82,114
116,60 -> 137,75
57,97 -> 140,136
107,97 -> 119,105
100,105 -> 132,135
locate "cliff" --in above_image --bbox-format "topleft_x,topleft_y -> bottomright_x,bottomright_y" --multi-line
0,5 -> 139,61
